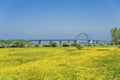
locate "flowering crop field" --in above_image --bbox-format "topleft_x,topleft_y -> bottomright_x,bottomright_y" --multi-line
0,47 -> 120,80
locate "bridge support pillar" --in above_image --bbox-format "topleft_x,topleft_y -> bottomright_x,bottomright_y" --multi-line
68,40 -> 71,44
96,40 -> 99,44
50,40 -> 52,43
59,41 -> 62,45
38,40 -> 42,45
73,40 -> 77,44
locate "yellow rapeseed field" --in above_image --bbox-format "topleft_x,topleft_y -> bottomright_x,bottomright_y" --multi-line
0,46 -> 120,80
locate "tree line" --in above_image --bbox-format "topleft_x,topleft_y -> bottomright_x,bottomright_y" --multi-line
0,40 -> 76,48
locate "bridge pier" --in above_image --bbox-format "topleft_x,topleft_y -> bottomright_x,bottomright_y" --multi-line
30,39 -> 109,46
58,41 -> 61,44
38,40 -> 42,44
50,40 -> 52,43
88,40 -> 93,44
68,40 -> 71,44
73,40 -> 77,43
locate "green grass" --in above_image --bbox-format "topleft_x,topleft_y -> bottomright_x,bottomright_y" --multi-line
0,47 -> 120,80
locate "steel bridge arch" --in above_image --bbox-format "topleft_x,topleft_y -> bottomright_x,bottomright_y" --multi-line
75,33 -> 92,44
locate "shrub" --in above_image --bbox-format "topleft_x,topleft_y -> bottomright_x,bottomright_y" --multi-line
0,42 -> 6,48
109,41 -> 115,45
70,43 -> 78,46
117,39 -> 120,45
34,44 -> 40,47
93,44 -> 98,46
25,43 -> 33,47
76,44 -> 84,50
43,44 -> 51,47
10,41 -> 25,48
3,43 -> 11,48
51,42 -> 57,47
62,42 -> 69,47
98,41 -> 105,46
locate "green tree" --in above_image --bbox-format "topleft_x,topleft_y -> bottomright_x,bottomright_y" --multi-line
34,43 -> 40,47
51,42 -> 57,47
43,44 -> 51,47
98,41 -> 105,46
62,42 -> 69,47
110,27 -> 120,45
118,40 -> 120,48
76,44 -> 84,50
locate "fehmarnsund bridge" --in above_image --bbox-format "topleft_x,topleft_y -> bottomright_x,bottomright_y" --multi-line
29,33 -> 109,45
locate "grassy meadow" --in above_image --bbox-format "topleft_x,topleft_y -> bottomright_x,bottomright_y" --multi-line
0,46 -> 120,80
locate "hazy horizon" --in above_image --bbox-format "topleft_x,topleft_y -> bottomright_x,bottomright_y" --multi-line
0,0 -> 120,40
0,33 -> 110,41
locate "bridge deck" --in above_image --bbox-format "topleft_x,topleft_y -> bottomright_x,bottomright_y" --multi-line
29,39 -> 91,41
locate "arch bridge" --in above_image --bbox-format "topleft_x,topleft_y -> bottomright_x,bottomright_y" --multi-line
29,33 -> 108,45
75,33 -> 92,44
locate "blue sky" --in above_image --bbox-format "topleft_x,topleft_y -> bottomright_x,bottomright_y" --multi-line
0,0 -> 120,40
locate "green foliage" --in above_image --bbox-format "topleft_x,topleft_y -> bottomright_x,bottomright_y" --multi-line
110,27 -> 120,45
0,40 -> 32,48
76,44 -> 84,49
117,39 -> 120,45
26,42 -> 33,47
117,39 -> 120,48
70,43 -> 78,46
34,44 -> 40,47
98,41 -> 105,46
62,42 -> 69,47
10,41 -> 25,48
118,45 -> 120,48
43,44 -> 51,47
0,39 -> 30,44
50,42 -> 58,47
0,42 -> 6,48
93,44 -> 98,46
109,41 -> 115,45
